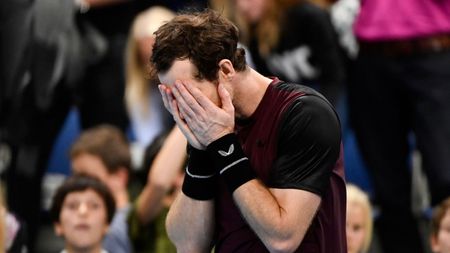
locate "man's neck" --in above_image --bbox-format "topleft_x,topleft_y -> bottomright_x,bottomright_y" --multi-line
233,67 -> 272,119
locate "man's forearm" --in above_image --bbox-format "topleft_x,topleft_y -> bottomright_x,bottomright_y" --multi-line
166,192 -> 215,253
232,181 -> 321,253
205,134 -> 321,253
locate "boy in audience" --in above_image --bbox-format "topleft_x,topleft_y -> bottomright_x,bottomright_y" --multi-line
70,124 -> 132,252
50,174 -> 115,253
70,124 -> 186,253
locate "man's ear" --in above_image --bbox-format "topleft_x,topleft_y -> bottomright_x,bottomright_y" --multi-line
218,59 -> 236,82
54,222 -> 63,237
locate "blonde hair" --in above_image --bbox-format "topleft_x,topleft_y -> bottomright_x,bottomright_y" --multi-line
125,6 -> 175,117
346,184 -> 373,253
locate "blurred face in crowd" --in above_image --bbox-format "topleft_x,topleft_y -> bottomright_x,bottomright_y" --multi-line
54,189 -> 109,252
346,202 -> 367,253
431,209 -> 450,253
137,36 -> 155,65
236,0 -> 268,23
72,154 -> 110,187
158,59 -> 222,107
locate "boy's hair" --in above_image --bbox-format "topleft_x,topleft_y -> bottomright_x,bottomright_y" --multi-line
431,196 -> 450,237
151,9 -> 247,82
70,124 -> 131,173
50,174 -> 116,224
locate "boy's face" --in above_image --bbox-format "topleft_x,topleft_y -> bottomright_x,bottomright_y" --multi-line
432,210 -> 450,253
346,202 -> 367,253
71,153 -> 110,189
54,189 -> 109,251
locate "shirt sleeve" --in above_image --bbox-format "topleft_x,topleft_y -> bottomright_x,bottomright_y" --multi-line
267,94 -> 341,196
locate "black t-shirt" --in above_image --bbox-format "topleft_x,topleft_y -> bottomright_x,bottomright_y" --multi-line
214,79 -> 346,253
248,2 -> 345,104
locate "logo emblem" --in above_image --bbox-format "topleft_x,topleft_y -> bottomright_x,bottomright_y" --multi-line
218,144 -> 234,157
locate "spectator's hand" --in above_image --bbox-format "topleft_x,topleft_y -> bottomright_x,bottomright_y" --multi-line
171,80 -> 234,146
159,84 -> 205,150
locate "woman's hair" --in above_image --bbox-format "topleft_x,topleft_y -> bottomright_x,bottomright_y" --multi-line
431,196 -> 450,237
125,6 -> 175,116
50,174 -> 116,224
233,0 -> 303,56
347,183 -> 373,253
150,9 -> 247,82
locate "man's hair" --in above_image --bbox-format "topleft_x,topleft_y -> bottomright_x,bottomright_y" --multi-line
50,174 -> 116,224
151,9 -> 247,81
431,196 -> 450,237
70,124 -> 131,173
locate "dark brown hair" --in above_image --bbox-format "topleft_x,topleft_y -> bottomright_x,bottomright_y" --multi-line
431,196 -> 450,236
70,124 -> 131,173
50,174 -> 116,224
150,9 -> 247,82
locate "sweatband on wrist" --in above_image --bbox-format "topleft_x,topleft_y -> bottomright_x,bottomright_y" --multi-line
182,146 -> 217,200
206,134 -> 256,193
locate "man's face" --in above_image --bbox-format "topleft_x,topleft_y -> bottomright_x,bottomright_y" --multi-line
54,189 -> 109,251
432,209 -> 450,253
158,59 -> 221,106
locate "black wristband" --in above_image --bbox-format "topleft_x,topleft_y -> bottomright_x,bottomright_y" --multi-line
207,134 -> 256,193
182,147 -> 217,200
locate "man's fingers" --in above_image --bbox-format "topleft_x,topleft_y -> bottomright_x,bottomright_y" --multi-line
181,81 -> 217,110
172,82 -> 201,119
159,84 -> 175,113
170,99 -> 205,150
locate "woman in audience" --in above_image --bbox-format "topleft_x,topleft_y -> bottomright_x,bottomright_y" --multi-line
227,0 -> 345,105
125,6 -> 175,150
430,197 -> 450,253
346,183 -> 373,253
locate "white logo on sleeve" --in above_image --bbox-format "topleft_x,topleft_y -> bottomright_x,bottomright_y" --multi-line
218,144 -> 234,157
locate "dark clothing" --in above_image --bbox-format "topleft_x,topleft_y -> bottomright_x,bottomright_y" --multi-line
349,47 -> 450,253
248,2 -> 345,105
214,79 -> 346,253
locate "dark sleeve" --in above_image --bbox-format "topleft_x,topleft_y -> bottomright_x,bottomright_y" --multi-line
267,95 -> 341,197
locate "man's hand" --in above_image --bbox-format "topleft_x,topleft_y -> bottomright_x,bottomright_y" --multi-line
159,84 -> 205,150
171,80 -> 235,146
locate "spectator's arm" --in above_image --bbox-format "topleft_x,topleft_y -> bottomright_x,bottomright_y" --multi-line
135,126 -> 187,224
